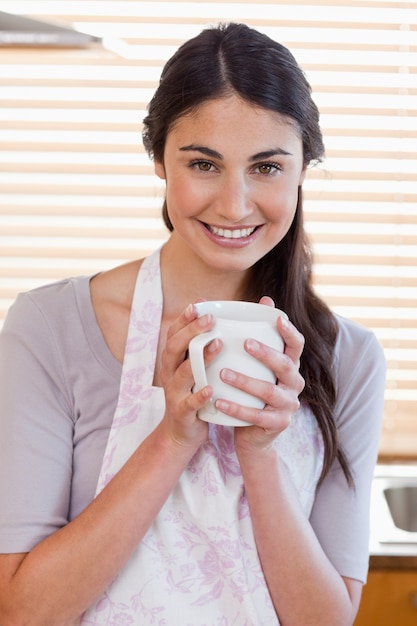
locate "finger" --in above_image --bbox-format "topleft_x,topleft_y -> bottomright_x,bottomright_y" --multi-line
165,303 -> 201,340
163,307 -> 214,374
258,295 -> 275,307
257,298 -> 303,367
214,396 -> 293,433
180,337 -> 223,382
184,384 -> 214,413
277,316 -> 305,365
219,366 -> 302,413
243,337 -> 304,394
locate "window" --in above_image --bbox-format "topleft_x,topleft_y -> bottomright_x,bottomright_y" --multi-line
0,0 -> 416,455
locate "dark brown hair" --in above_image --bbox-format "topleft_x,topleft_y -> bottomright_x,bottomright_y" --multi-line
142,23 -> 352,486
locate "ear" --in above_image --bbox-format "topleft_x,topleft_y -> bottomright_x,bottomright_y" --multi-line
154,160 -> 166,180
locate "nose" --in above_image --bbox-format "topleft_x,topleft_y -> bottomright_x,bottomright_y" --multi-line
214,173 -> 253,222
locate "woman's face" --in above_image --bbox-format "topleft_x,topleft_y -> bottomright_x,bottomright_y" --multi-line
155,95 -> 306,272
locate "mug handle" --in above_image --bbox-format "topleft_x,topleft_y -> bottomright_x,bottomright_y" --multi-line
188,330 -> 218,391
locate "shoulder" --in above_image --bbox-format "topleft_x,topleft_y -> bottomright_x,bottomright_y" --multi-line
334,315 -> 385,379
0,277 -> 94,430
334,314 -> 382,353
90,259 -> 143,313
1,277 -> 95,389
4,276 -> 91,336
2,274 -> 120,378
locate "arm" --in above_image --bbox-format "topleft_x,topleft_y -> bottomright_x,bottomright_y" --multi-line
310,324 -> 386,582
0,424 -> 201,626
0,302 -> 218,626
216,312 -> 384,625
236,444 -> 362,626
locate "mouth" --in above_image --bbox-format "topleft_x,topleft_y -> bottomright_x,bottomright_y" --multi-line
205,224 -> 258,239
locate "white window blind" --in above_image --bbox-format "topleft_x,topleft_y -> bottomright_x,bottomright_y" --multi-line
0,0 -> 416,456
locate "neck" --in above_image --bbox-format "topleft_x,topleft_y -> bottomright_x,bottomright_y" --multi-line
160,237 -> 251,317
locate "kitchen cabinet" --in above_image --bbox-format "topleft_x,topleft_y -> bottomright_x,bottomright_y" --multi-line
354,570 -> 417,626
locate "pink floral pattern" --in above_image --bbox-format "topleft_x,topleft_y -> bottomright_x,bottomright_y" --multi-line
80,248 -> 324,625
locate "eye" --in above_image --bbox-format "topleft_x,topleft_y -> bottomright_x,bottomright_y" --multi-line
255,162 -> 281,175
190,160 -> 215,172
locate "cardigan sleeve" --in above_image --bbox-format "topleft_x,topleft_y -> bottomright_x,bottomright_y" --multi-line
309,316 -> 386,583
0,278 -> 121,553
0,289 -> 75,551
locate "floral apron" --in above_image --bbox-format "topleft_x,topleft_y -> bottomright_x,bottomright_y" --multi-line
80,247 -> 324,626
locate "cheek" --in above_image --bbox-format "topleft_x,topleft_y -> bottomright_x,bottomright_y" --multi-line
286,183 -> 301,214
265,184 -> 299,223
165,177 -> 196,223
282,173 -> 302,209
166,175 -> 210,217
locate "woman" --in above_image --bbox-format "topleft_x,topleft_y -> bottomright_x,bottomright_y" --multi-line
0,23 -> 385,625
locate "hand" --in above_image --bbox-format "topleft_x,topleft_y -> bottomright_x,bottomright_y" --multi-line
214,296 -> 305,450
159,303 -> 222,448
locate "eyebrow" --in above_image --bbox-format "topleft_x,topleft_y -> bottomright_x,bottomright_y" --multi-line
179,144 -> 292,160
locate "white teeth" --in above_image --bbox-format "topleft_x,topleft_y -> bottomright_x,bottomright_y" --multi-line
208,225 -> 256,238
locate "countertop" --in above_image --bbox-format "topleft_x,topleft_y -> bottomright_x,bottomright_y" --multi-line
369,463 -> 417,569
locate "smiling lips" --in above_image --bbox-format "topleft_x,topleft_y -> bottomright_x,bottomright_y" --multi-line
206,224 -> 257,239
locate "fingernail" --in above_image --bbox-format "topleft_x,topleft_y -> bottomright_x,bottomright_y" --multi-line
221,368 -> 236,382
216,399 -> 229,411
184,303 -> 194,319
207,338 -> 220,352
280,317 -> 290,330
202,386 -> 213,400
246,338 -> 259,352
198,313 -> 212,327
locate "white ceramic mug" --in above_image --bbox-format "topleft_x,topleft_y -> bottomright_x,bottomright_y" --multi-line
189,301 -> 287,426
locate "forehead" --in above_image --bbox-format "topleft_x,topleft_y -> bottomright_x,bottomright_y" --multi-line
167,96 -> 302,146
